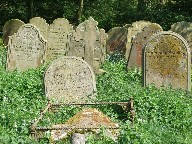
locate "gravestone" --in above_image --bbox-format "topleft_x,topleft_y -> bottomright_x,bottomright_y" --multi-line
45,18 -> 73,62
6,24 -> 47,71
3,19 -> 25,46
44,56 -> 97,103
106,24 -> 131,55
125,21 -> 151,60
29,17 -> 49,40
50,108 -> 119,142
143,31 -> 191,91
127,23 -> 163,69
67,17 -> 107,73
170,21 -> 192,59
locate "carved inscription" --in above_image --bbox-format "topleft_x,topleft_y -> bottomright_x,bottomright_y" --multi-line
29,17 -> 49,40
45,18 -> 73,62
143,31 -> 191,91
6,24 -> 47,71
44,56 -> 96,103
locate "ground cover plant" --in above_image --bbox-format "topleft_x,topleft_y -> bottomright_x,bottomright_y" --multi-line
0,43 -> 192,143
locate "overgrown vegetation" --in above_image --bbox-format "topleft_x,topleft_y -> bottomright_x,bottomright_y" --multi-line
0,43 -> 192,143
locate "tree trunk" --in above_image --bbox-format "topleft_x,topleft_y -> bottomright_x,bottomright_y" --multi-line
78,0 -> 84,24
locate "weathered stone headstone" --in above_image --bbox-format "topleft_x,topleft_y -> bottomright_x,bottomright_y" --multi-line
6,24 -> 47,71
170,21 -> 192,60
50,108 -> 119,142
45,18 -> 73,62
106,24 -> 131,55
143,31 -> 191,91
29,17 -> 49,40
3,19 -> 25,46
125,21 -> 151,60
67,17 -> 107,73
44,56 -> 97,103
127,23 -> 163,69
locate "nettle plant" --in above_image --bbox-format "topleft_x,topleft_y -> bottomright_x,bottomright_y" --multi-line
0,46 -> 191,143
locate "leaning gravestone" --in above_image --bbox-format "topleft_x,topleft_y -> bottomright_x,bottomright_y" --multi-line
67,17 -> 107,73
143,31 -> 191,91
29,17 -> 49,40
170,21 -> 192,58
45,18 -> 73,62
127,23 -> 163,69
125,21 -> 151,60
106,24 -> 131,55
44,56 -> 97,103
3,19 -> 25,46
6,24 -> 47,71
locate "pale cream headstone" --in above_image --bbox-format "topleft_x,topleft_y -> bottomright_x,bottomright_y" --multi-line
143,31 -> 191,91
45,18 -> 73,62
44,56 -> 97,103
67,17 -> 107,73
6,24 -> 47,71
125,21 -> 151,60
3,19 -> 25,46
29,17 -> 49,40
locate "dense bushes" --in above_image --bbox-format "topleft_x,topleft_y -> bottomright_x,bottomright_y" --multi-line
0,45 -> 192,143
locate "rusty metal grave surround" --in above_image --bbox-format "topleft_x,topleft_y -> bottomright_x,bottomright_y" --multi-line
30,56 -> 135,140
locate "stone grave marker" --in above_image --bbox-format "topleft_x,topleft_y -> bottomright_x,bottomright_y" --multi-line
127,23 -> 163,69
29,17 -> 49,40
50,108 -> 119,142
67,17 -> 107,73
143,31 -> 191,91
125,21 -> 151,60
106,24 -> 131,55
6,24 -> 47,71
3,19 -> 25,46
44,56 -> 97,103
170,21 -> 192,59
45,18 -> 73,62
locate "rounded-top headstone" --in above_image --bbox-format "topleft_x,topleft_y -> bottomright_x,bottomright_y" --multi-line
3,19 -> 25,46
143,31 -> 191,91
127,23 -> 163,69
44,56 -> 97,103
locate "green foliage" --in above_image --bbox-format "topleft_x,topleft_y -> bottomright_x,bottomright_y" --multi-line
0,46 -> 192,143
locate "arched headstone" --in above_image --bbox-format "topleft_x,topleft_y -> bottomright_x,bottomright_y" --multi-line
106,24 -> 131,55
125,21 -> 151,60
44,56 -> 97,103
6,24 -> 47,71
3,19 -> 25,46
29,17 -> 49,40
170,21 -> 192,60
143,31 -> 191,91
45,18 -> 73,62
127,23 -> 163,69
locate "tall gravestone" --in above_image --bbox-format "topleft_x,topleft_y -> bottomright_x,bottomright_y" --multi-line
6,24 -> 47,71
127,23 -> 163,69
44,56 -> 97,103
67,17 -> 107,73
125,21 -> 151,60
170,21 -> 192,61
106,24 -> 131,55
3,19 -> 25,46
29,17 -> 49,40
45,18 -> 74,62
143,31 -> 191,91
